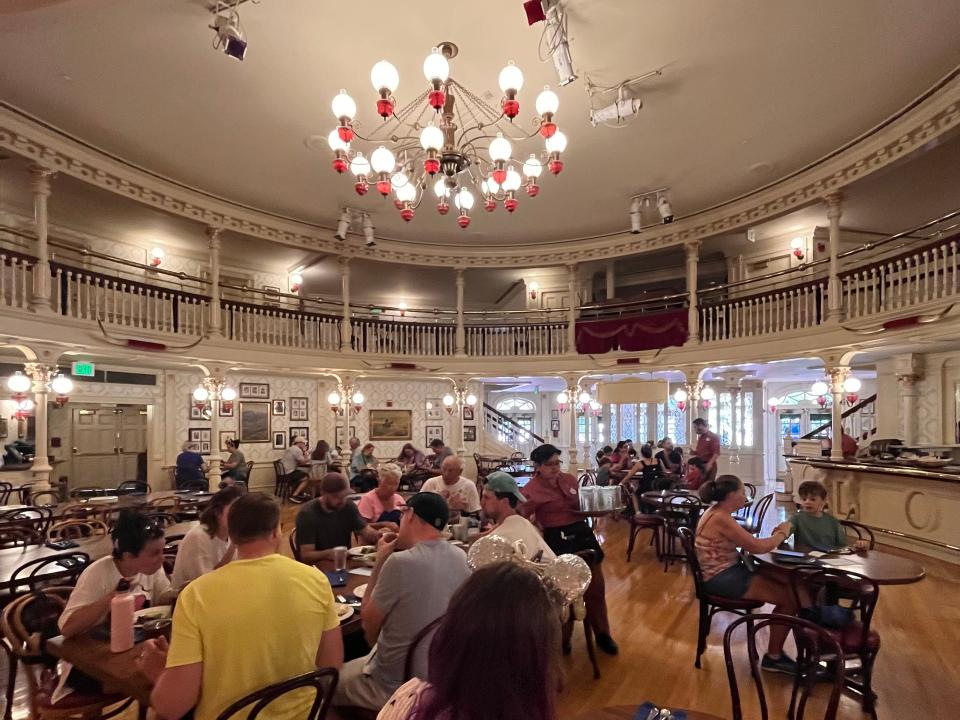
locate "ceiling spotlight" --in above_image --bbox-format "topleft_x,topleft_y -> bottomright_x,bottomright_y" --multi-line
629,197 -> 642,234
362,213 -> 376,247
590,90 -> 642,127
335,208 -> 352,240
657,194 -> 673,224
543,2 -> 577,86
210,11 -> 247,61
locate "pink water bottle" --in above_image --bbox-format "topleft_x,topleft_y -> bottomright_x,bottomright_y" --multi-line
110,593 -> 135,653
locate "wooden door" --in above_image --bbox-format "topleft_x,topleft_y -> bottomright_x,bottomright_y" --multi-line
118,406 -> 147,482
71,407 -> 120,488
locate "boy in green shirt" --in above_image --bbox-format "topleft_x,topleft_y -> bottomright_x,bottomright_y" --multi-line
791,480 -> 868,551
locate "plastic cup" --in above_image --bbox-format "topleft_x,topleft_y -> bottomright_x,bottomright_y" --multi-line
334,546 -> 348,571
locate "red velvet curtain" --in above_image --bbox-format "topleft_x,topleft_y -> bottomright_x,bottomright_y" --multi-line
575,309 -> 689,354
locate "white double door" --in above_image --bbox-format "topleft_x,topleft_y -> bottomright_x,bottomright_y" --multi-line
72,405 -> 147,488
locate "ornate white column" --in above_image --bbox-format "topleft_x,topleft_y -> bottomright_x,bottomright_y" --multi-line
25,362 -> 56,490
561,373 -> 580,472
29,166 -> 56,314
206,227 -> 223,338
687,379 -> 703,448
827,366 -> 850,459
605,261 -> 615,300
685,241 -> 700,343
566,263 -> 578,355
454,267 -> 466,357
897,373 -> 921,445
825,192 -> 844,322
338,257 -> 353,351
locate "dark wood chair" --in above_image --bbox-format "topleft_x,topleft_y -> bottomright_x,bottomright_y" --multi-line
571,549 -> 601,680
793,567 -> 882,718
0,507 -> 53,536
657,493 -> 703,570
723,613 -> 846,720
115,481 -> 150,495
16,484 -> 35,505
840,519 -> 875,549
57,505 -> 101,522
0,481 -> 13,505
29,491 -> 60,508
288,528 -> 302,563
7,552 -> 90,596
737,492 -> 773,536
273,460 -> 294,502
0,525 -> 44,550
677,527 -> 763,668
623,485 -> 664,563
215,668 -> 338,720
47,519 -> 109,540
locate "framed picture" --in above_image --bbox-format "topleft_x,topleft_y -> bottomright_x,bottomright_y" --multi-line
425,398 -> 443,421
188,428 -> 212,455
550,419 -> 561,432
219,401 -> 234,418
272,399 -> 286,416
463,425 -> 477,443
369,409 -> 413,440
336,425 -> 346,449
239,382 -> 270,399
462,406 -> 474,421
290,397 -> 309,421
551,409 -> 560,420
263,285 -> 280,307
272,431 -> 286,449
190,400 -> 211,421
220,430 -> 237,452
239,401 -> 271,443
425,425 -> 443,446
289,426 -> 310,447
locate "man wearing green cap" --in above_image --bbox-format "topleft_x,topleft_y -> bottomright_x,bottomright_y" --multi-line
480,471 -> 555,562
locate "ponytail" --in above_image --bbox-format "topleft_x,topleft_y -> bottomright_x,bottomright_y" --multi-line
698,474 -> 742,503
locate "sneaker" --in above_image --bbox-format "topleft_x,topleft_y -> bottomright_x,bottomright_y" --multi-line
761,654 -> 798,675
595,633 -> 619,656
289,494 -> 306,504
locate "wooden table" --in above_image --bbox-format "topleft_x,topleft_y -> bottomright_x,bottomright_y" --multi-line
570,704 -> 725,719
0,521 -> 198,591
753,548 -> 926,585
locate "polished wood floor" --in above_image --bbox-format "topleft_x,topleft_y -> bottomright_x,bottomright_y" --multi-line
3,495 -> 957,719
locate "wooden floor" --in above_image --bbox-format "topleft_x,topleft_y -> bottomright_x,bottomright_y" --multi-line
3,496 -> 958,720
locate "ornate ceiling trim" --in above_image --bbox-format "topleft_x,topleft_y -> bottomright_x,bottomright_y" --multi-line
1,72 -> 958,268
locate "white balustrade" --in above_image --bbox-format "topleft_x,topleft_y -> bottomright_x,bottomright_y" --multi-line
699,282 -> 826,342
0,254 -> 33,309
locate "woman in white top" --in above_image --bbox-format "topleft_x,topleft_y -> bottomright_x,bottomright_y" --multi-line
59,510 -> 176,637
171,486 -> 242,590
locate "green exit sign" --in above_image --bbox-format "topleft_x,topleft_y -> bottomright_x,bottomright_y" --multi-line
71,361 -> 95,377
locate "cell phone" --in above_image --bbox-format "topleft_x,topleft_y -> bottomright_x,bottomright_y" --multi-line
772,549 -> 806,558
323,570 -> 347,587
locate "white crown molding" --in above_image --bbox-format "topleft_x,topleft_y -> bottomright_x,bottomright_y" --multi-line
1,71 -> 958,268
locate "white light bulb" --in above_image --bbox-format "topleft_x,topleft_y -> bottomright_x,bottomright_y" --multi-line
484,177 -> 500,195
327,129 -> 349,152
331,90 -> 357,120
442,394 -> 455,407
498,61 -> 524,93
522,154 -> 543,178
578,391 -> 591,404
790,236 -> 804,250
221,387 -> 237,402
502,169 -> 522,192
557,391 -> 569,404
843,376 -> 862,393
465,393 -> 478,406
811,381 -> 829,396
423,47 -> 449,82
590,400 -> 601,410
535,86 -> 559,115
454,188 -> 474,211
768,396 -> 780,406
673,388 -> 688,403
350,153 -> 370,177
7,371 -> 31,393
351,391 -> 365,405
545,130 -> 567,153
370,146 -> 396,174
18,399 -> 34,412
433,178 -> 450,198
700,386 -> 716,401
398,301 -> 408,311
370,60 -> 399,93
488,133 -> 512,162
396,182 -> 416,202
528,280 -> 539,292
192,386 -> 210,402
420,125 -> 443,151
149,247 -> 165,262
50,375 -> 73,395
327,391 -> 341,405
290,272 -> 304,287
391,170 -> 409,188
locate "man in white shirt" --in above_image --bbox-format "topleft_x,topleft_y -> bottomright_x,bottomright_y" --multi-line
419,455 -> 480,514
480,472 -> 555,562
283,436 -> 314,503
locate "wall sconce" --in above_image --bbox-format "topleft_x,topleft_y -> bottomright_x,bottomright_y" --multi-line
398,301 -> 407,317
843,376 -> 861,405
289,272 -> 304,293
767,396 -> 780,414
528,280 -> 540,300
673,387 -> 687,412
148,247 -> 165,267
700,386 -> 716,410
790,236 -> 805,260
556,390 -> 569,413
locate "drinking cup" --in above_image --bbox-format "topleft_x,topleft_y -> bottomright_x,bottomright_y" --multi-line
334,546 -> 348,571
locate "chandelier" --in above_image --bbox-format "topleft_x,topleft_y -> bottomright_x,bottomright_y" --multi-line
326,42 -> 568,229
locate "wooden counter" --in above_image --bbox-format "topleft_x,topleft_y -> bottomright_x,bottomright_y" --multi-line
788,457 -> 960,563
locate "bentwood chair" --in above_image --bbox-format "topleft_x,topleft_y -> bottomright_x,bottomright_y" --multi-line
1,587 -> 135,720
737,492 -> 773,536
0,481 -> 13,505
723,613 -> 846,720
47,519 -> 109,540
273,460 -> 294,503
623,485 -> 664,563
0,525 -> 44,550
6,552 -> 90,596
115,481 -> 150,495
0,507 -> 53,536
840,519 -> 876,549
30,492 -> 61,509
216,668 -> 339,720
677,527 -> 763,669
572,549 -> 602,680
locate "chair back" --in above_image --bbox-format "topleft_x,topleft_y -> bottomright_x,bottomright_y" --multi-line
677,527 -> 707,600
29,491 -> 60,508
8,553 -> 90,595
839,519 -> 875,549
748,493 -> 774,534
289,528 -> 302,562
403,615 -> 442,682
142,511 -> 178,528
578,471 -> 596,486
16,484 -> 35,505
273,459 -> 285,478
214,668 -> 338,720
245,460 -> 255,478
742,482 -> 757,500
48,519 -> 110,540
0,481 -> 13,505
0,524 -> 44,549
792,567 -> 880,649
723,613 -> 846,720
0,506 -> 53,535
146,496 -> 179,512
117,481 -> 151,495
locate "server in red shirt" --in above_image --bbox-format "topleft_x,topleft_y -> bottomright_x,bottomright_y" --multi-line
693,418 -> 721,483
520,444 -> 618,656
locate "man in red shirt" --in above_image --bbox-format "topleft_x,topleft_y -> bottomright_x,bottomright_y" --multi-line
693,418 -> 721,483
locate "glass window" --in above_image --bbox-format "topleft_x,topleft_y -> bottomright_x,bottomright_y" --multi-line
667,406 -> 687,446
718,392 -> 732,446
780,411 -> 801,440
619,404 -> 636,444
707,406 -> 718,439
656,403 -> 666,442
609,404 -> 618,443
743,392 -> 754,447
494,397 -> 537,413
577,415 -> 586,443
636,403 -> 649,443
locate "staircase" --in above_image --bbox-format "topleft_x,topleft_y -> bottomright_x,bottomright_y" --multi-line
801,394 -> 878,441
482,403 -> 545,458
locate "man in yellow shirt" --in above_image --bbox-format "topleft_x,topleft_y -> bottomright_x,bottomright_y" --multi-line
138,493 -> 343,720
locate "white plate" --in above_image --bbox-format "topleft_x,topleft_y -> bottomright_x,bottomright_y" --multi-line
353,583 -> 367,599
347,546 -> 376,558
134,605 -> 172,621
336,603 -> 355,622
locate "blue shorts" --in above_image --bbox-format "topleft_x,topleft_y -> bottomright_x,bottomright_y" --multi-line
703,562 -> 753,598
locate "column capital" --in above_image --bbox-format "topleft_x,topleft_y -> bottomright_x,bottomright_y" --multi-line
684,240 -> 701,258
29,165 -> 56,195
454,266 -> 466,278
338,256 -> 352,273
824,191 -> 844,218
827,365 -> 850,393
24,362 -> 57,392
206,226 -> 223,246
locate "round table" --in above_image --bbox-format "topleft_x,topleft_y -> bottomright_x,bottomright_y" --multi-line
570,705 -> 725,720
753,548 -> 926,585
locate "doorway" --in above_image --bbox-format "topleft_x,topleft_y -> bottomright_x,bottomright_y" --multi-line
71,405 -> 147,488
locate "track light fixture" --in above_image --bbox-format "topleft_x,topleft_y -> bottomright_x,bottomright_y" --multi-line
629,197 -> 642,234
541,1 -> 577,87
210,5 -> 247,61
590,87 -> 642,127
362,213 -> 376,247
629,187 -> 673,229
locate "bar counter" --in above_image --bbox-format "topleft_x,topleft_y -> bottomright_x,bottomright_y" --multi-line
788,456 -> 960,563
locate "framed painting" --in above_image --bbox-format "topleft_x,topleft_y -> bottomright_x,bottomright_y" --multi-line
335,424 -> 346,449
463,425 -> 477,443
289,426 -> 310,447
219,401 -> 234,418
369,409 -> 412,441
462,406 -> 475,421
272,399 -> 286,416
188,427 -> 212,455
425,398 -> 443,421
190,400 -> 211,421
239,401 -> 271,443
239,382 -> 270,399
272,431 -> 286,449
550,419 -> 561,432
220,430 -> 237,452
290,396 -> 309,421
425,425 -> 443,446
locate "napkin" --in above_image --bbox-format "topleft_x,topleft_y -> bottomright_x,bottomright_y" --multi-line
633,702 -> 687,719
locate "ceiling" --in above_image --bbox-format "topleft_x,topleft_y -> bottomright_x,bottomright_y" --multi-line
1,0 -> 959,250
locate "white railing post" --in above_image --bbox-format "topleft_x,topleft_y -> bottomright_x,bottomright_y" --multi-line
207,227 -> 223,338
825,192 -> 843,322
566,263 -> 578,354
339,257 -> 353,351
29,166 -> 56,315
685,241 -> 700,342
455,267 -> 466,357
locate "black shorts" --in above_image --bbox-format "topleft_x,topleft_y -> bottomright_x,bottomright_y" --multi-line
543,521 -> 605,564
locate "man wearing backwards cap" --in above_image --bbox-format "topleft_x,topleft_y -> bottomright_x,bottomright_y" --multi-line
333,492 -> 470,712
481,471 -> 555,562
283,436 -> 314,502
